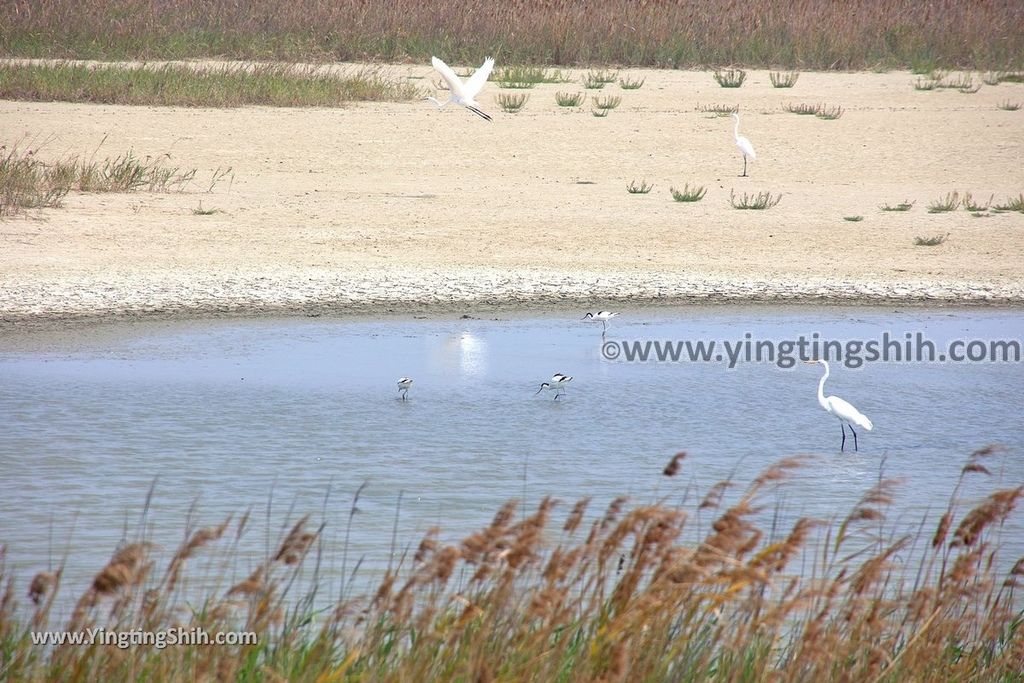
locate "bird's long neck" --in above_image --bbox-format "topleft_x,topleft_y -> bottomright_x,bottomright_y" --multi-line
816,362 -> 830,409
733,117 -> 740,141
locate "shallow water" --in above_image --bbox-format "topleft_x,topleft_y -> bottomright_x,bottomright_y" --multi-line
1,306 -> 1022,606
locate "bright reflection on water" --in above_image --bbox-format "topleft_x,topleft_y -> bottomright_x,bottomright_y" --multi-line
1,306 -> 1021,606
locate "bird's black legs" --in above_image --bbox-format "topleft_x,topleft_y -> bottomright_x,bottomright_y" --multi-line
840,423 -> 846,451
850,426 -> 858,451
741,156 -> 748,177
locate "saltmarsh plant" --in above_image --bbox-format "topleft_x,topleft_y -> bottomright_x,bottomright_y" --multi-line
927,191 -> 961,213
713,68 -> 746,87
627,179 -> 653,194
730,189 -> 782,209
997,100 -> 1021,110
493,65 -> 567,85
670,184 -> 707,202
697,103 -> 738,116
915,233 -> 949,246
582,73 -> 607,89
619,75 -> 645,89
496,92 -> 528,113
555,91 -> 585,107
593,95 -> 621,110
961,192 -> 993,212
782,102 -> 843,119
0,61 -> 421,107
843,215 -> 864,222
2,449 -> 1022,681
769,71 -> 799,87
880,200 -> 915,211
993,193 -> 1024,213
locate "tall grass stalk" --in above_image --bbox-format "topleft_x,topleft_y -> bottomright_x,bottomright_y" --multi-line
1,143 -> 210,217
2,451 -> 1021,680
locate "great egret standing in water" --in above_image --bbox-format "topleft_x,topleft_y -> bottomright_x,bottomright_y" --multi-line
805,360 -> 873,451
427,56 -> 495,122
732,112 -> 756,177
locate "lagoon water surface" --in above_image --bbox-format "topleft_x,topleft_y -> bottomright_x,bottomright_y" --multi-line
1,306 -> 1022,602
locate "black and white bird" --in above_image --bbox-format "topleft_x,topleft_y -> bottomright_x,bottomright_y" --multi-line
397,377 -> 413,400
582,311 -> 618,332
535,373 -> 573,400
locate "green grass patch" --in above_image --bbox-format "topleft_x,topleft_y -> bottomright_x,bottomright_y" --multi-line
0,61 -> 421,107
961,192 -> 992,212
992,193 -> 1024,213
782,102 -> 843,119
843,215 -> 864,222
998,100 -> 1021,110
713,69 -> 746,87
496,92 -> 528,113
927,191 -> 961,213
582,73 -> 607,89
590,107 -> 609,117
593,95 -> 621,110
493,66 -> 567,85
730,189 -> 782,209
670,184 -> 707,202
618,75 -> 645,90
880,200 -> 915,211
627,179 -> 653,194
555,91 -> 585,107
769,71 -> 799,87
697,103 -> 738,117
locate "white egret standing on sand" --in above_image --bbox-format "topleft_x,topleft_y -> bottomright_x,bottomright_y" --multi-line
732,112 -> 756,177
397,377 -> 413,400
535,373 -> 573,400
805,360 -> 873,451
426,56 -> 494,122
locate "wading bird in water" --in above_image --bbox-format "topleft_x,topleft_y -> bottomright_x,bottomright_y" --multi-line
805,360 -> 873,451
582,311 -> 618,333
535,373 -> 573,400
426,56 -> 494,122
732,112 -> 756,177
397,377 -> 413,400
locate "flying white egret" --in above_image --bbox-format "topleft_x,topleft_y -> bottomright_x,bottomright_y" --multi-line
397,377 -> 413,400
426,56 -> 494,122
805,360 -> 873,451
732,112 -> 756,177
535,373 -> 573,400
582,311 -> 618,333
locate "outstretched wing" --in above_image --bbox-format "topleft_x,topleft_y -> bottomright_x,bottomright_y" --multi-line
431,56 -> 466,99
463,57 -> 494,99
827,395 -> 872,430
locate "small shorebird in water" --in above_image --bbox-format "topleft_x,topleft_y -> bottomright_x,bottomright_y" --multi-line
535,373 -> 573,400
397,377 -> 413,400
582,311 -> 618,333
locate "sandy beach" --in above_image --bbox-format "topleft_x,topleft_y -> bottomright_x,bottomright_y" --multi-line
2,64 -> 1023,328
